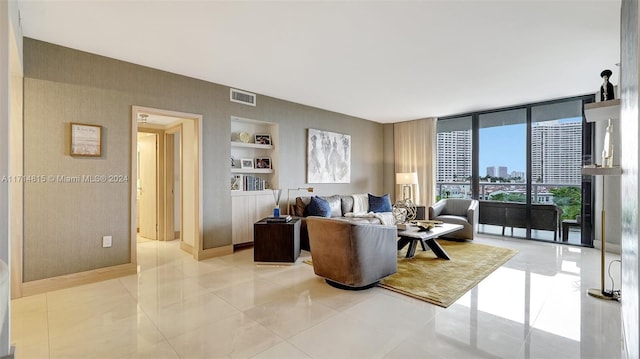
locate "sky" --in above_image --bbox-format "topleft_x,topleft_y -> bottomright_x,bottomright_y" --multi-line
479,117 -> 582,177
479,124 -> 526,176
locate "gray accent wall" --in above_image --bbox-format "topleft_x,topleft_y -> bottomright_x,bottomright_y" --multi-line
621,0 -> 639,357
23,38 -> 386,282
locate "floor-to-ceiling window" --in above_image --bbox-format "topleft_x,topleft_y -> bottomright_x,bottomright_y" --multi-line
436,95 -> 594,246
436,116 -> 472,200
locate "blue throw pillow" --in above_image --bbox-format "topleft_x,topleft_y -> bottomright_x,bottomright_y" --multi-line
306,196 -> 332,217
368,193 -> 392,212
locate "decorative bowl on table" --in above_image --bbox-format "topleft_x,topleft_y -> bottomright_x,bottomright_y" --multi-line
412,221 -> 436,232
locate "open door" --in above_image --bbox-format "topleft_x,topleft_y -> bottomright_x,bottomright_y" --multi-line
137,132 -> 158,240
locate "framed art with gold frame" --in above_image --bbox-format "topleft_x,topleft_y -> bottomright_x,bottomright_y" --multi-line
70,123 -> 102,157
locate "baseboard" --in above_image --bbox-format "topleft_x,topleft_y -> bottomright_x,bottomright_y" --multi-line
180,241 -> 193,254
197,245 -> 233,260
593,240 -> 621,254
20,263 -> 137,298
174,231 -> 181,239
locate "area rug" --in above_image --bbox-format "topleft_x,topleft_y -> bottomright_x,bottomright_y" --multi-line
378,240 -> 518,308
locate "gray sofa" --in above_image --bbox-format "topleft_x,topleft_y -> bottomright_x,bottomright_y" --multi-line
306,216 -> 398,289
292,194 -> 391,251
428,198 -> 479,240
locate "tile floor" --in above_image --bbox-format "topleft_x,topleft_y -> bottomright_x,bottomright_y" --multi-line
11,233 -> 623,358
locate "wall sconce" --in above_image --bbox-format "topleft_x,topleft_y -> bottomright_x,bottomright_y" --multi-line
287,187 -> 314,215
396,172 -> 418,202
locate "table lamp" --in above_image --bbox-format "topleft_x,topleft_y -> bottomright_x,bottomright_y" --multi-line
396,172 -> 419,202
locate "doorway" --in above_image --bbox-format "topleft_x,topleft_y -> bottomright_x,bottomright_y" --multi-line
137,132 -> 158,241
131,106 -> 203,260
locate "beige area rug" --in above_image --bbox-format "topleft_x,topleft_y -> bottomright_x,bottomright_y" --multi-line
378,240 -> 518,308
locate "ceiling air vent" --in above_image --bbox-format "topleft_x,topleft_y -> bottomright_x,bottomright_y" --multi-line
230,88 -> 256,106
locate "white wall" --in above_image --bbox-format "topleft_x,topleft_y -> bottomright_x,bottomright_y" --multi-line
1,0 -> 23,354
621,0 -> 639,357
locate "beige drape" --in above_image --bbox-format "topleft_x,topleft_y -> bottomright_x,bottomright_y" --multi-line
393,118 -> 437,206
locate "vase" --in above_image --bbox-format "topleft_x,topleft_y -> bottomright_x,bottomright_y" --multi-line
272,189 -> 282,217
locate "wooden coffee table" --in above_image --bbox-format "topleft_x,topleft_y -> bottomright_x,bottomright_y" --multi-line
397,223 -> 464,260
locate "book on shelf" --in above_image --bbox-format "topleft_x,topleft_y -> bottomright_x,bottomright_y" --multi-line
232,174 -> 266,191
266,215 -> 292,223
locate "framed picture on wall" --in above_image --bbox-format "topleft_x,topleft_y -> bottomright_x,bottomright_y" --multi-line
70,122 -> 102,157
307,128 -> 350,183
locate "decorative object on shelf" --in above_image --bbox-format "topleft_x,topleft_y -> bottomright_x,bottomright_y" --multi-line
286,187 -> 314,215
392,199 -> 417,224
272,189 -> 282,217
70,122 -> 102,157
255,134 -> 271,145
307,128 -> 351,183
237,131 -> 251,143
396,172 -> 419,202
255,157 -> 271,169
602,118 -> 615,167
231,175 -> 242,190
240,158 -> 254,169
600,69 -> 615,101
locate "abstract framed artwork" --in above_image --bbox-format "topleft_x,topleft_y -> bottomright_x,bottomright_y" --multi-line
307,128 -> 351,183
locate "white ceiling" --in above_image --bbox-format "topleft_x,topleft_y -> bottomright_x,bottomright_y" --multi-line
16,1 -> 621,123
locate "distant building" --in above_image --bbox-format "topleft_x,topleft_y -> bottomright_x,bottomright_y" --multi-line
531,121 -> 582,184
486,166 -> 496,177
498,166 -> 508,179
511,171 -> 525,181
436,130 -> 472,182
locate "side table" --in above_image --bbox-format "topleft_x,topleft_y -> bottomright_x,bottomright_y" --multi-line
253,217 -> 301,263
562,219 -> 581,242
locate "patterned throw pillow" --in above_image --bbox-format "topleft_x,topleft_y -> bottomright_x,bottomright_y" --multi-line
368,193 -> 392,213
306,196 -> 332,217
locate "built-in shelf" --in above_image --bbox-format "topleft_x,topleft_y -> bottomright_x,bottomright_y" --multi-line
581,166 -> 623,176
231,168 -> 274,174
584,99 -> 620,122
231,141 -> 273,150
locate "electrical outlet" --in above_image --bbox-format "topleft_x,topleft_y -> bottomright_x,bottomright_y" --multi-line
102,235 -> 112,248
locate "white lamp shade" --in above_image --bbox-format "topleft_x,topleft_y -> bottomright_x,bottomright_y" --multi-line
396,172 -> 418,185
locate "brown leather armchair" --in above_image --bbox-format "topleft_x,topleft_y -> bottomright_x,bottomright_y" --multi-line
306,217 -> 397,290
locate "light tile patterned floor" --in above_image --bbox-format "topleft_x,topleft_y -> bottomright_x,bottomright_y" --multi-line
12,233 -> 622,358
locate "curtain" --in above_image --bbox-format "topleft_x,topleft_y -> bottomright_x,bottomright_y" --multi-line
393,118 -> 437,206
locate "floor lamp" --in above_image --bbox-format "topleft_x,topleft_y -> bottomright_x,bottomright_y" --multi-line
286,187 -> 314,215
582,166 -> 622,300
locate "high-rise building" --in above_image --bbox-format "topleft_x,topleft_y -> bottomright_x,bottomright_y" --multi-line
498,166 -> 508,178
511,171 -> 526,181
436,130 -> 472,182
531,121 -> 582,184
486,166 -> 496,177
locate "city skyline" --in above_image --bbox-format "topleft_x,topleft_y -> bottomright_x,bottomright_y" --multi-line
479,118 -> 582,177
438,117 -> 583,183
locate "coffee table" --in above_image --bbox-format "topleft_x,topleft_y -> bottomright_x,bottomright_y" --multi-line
397,223 -> 464,259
